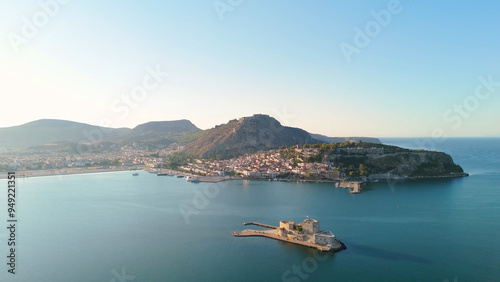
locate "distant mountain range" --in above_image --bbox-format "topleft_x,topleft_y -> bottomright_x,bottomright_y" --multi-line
0,119 -> 200,149
309,133 -> 380,144
0,115 -> 381,157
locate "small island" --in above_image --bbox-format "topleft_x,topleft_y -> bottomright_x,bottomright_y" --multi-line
232,219 -> 346,252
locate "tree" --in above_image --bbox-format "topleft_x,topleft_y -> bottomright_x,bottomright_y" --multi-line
359,164 -> 369,176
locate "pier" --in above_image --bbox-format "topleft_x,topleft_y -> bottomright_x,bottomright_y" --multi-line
232,229 -> 342,252
336,181 -> 363,194
243,222 -> 278,229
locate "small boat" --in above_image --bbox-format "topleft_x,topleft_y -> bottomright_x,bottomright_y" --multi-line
132,173 -> 139,176
157,173 -> 173,176
186,176 -> 200,183
176,175 -> 184,178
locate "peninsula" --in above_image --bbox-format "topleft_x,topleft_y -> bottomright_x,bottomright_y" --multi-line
0,114 -> 467,185
232,219 -> 346,252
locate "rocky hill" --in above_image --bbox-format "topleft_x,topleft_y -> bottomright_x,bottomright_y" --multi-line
365,151 -> 465,178
280,143 -> 467,179
183,114 -> 320,158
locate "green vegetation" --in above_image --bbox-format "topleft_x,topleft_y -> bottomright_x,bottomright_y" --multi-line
163,152 -> 197,169
307,154 -> 323,163
96,159 -> 121,166
278,147 -> 296,159
301,141 -> 413,154
359,164 -> 370,176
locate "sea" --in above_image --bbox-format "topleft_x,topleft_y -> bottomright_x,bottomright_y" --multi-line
1,138 -> 499,282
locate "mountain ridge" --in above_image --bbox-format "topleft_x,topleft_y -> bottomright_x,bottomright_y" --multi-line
0,116 -> 381,150
0,119 -> 200,149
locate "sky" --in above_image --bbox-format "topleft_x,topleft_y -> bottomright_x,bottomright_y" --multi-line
0,0 -> 499,137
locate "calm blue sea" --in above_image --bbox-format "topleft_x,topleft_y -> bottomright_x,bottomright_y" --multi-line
1,138 -> 499,282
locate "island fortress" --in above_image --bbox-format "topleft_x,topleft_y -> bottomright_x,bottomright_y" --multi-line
232,219 -> 346,252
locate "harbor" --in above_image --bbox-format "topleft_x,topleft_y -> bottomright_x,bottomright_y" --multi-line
152,169 -> 234,183
336,181 -> 363,194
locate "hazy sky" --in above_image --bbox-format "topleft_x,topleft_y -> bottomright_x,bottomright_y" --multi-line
1,1 -> 499,137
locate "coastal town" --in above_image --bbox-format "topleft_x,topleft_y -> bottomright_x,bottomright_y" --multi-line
0,145 -> 356,182
176,148 -> 347,180
0,143 -> 168,172
0,142 -> 372,190
0,139 -> 466,186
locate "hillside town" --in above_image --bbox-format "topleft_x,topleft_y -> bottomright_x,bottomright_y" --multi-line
0,143 -> 376,181
176,147 -> 373,181
0,139 -> 466,182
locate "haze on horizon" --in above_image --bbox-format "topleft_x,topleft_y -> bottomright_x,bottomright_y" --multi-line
1,1 -> 499,137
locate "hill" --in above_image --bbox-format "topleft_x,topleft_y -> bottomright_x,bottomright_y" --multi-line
0,119 -> 127,148
183,114 -> 321,158
122,120 -> 200,144
0,119 -> 200,149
